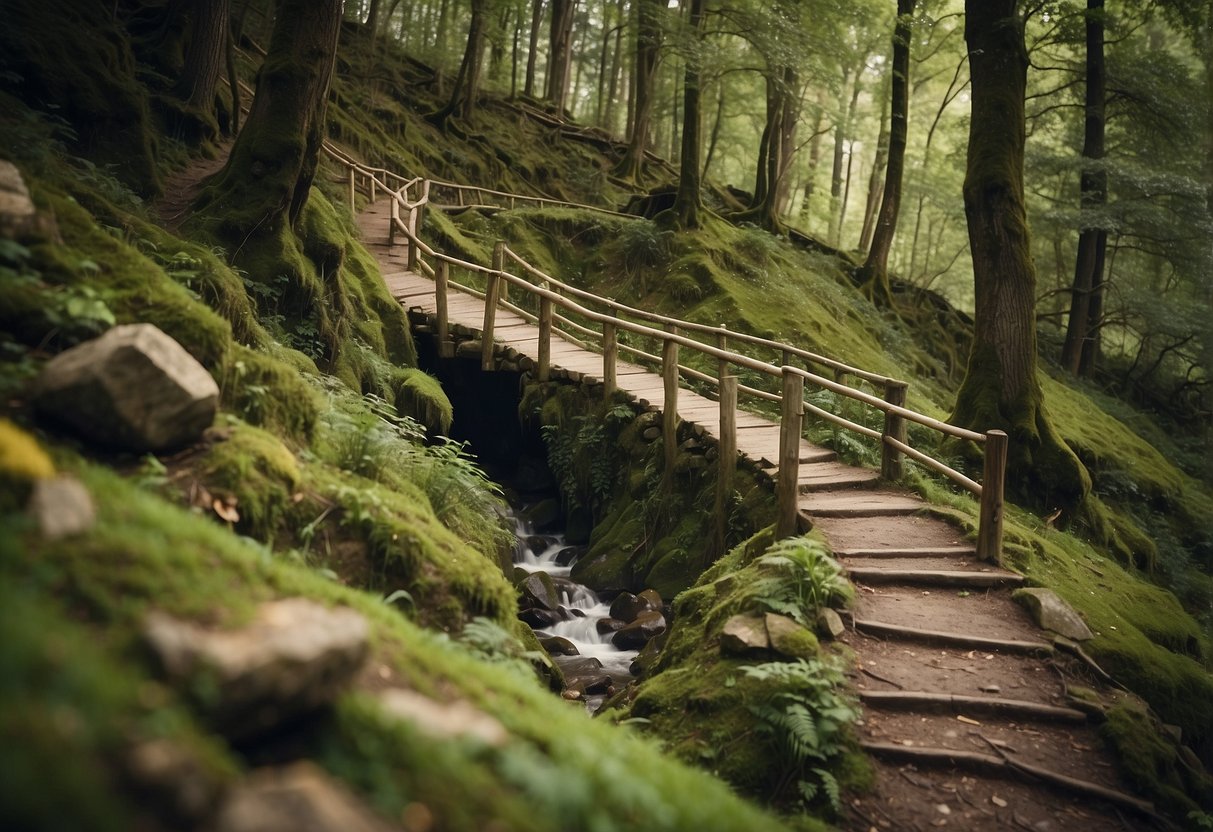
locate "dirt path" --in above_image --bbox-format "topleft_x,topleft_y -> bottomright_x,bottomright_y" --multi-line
153,139 -> 233,230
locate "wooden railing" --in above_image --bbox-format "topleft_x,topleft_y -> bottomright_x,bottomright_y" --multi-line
327,148 -> 1007,564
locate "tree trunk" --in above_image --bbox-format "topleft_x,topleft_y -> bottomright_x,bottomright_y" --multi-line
798,93 -> 826,226
858,0 -> 914,304
669,0 -> 705,229
1061,0 -> 1107,377
615,0 -> 663,182
545,0 -> 576,112
174,0 -> 230,141
827,65 -> 853,246
594,0 -> 615,127
774,68 -> 801,216
951,0 -> 1090,516
703,80 -> 725,180
524,0 -> 545,97
603,3 -> 624,134
858,73 -> 891,252
434,0 -> 488,122
199,0 -> 342,232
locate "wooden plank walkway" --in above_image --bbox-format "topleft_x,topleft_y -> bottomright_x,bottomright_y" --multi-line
357,199 -> 893,521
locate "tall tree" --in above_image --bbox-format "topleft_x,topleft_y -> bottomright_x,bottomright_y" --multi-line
951,0 -> 1089,514
545,0 -> 577,111
524,0 -> 545,97
668,0 -> 706,228
432,0 -> 489,123
173,0 -> 231,141
198,0 -> 342,232
1060,0 -> 1108,376
615,0 -> 664,181
857,0 -> 915,305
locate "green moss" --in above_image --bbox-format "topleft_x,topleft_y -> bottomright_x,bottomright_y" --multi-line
392,368 -> 453,435
1100,703 -> 1213,818
196,419 -> 301,542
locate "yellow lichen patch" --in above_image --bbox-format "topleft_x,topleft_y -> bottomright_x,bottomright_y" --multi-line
0,420 -> 55,483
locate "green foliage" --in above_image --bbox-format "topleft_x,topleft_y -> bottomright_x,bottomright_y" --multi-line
540,403 -> 634,522
743,659 -> 860,812
746,536 -> 854,627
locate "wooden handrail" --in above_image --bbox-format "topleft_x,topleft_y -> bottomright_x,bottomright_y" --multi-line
328,151 -> 1008,565
427,178 -> 635,219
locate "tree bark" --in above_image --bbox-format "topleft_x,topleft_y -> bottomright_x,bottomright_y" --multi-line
951,0 -> 1090,515
669,0 -> 705,228
434,0 -> 488,122
858,0 -> 915,304
174,0 -> 230,140
615,0 -> 663,181
545,0 -> 576,112
603,2 -> 624,133
1061,0 -> 1107,377
524,0 -> 545,97
199,0 -> 342,232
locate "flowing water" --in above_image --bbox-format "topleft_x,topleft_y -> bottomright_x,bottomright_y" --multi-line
510,509 -> 638,684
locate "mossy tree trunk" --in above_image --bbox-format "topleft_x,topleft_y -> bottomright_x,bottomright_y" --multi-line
740,67 -> 796,234
200,0 -> 341,233
857,0 -> 914,306
951,0 -> 1091,517
524,0 -> 544,97
668,0 -> 705,229
544,0 -> 576,112
1060,0 -> 1108,378
615,0 -> 664,182
173,0 -> 230,141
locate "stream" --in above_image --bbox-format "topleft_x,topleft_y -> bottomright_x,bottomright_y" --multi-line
508,506 -> 639,708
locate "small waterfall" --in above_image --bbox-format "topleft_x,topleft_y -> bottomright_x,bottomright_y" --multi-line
511,510 -> 639,684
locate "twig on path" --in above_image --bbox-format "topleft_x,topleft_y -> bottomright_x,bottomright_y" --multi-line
862,666 -> 905,690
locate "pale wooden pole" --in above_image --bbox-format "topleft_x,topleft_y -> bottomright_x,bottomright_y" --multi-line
662,325 -> 680,478
713,372 -> 738,554
776,367 -> 805,539
435,261 -> 452,358
492,241 -> 508,302
537,296 -> 553,381
977,429 -> 1008,565
348,167 -> 356,217
603,319 -> 618,397
881,380 -> 909,481
481,270 -> 501,371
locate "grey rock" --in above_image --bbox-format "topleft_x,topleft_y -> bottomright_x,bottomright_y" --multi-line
539,635 -> 579,656
0,159 -> 54,240
638,588 -> 664,611
642,426 -> 661,441
719,614 -> 770,656
554,545 -> 585,567
27,475 -> 95,539
144,598 -> 368,739
34,324 -> 218,452
596,617 -> 625,635
378,688 -> 508,747
124,738 -> 230,827
1012,588 -> 1093,641
213,762 -> 396,832
518,607 -> 561,628
609,591 -> 655,624
611,610 -> 667,650
816,608 -> 846,639
519,571 -> 560,611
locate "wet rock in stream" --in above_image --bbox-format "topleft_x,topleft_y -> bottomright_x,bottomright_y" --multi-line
611,610 -> 667,650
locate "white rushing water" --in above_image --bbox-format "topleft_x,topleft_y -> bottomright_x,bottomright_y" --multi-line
512,511 -> 638,679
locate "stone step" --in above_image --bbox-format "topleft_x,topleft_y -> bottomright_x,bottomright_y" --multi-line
847,568 -> 1024,589
801,491 -> 924,518
850,617 -> 1053,656
796,464 -> 881,493
858,690 -> 1087,722
834,546 -> 977,559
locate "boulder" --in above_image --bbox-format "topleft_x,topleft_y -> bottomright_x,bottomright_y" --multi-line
609,591 -> 655,624
611,610 -> 667,650
720,614 -> 770,656
765,613 -> 819,660
558,655 -> 612,696
524,498 -> 562,530
33,324 -> 218,452
629,631 -> 667,677
143,598 -> 368,739
519,607 -> 561,628
0,159 -> 55,240
526,535 -> 558,556
28,475 -> 95,539
555,545 -> 586,567
638,588 -> 664,611
123,738 -> 231,828
378,688 -> 508,747
518,571 -> 560,612
816,608 -> 846,640
1012,588 -> 1093,641
539,635 -> 579,656
596,617 -> 625,635
213,762 -> 396,832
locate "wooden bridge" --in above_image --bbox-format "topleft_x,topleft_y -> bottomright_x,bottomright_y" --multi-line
328,146 -> 1008,562
322,146 -> 1164,828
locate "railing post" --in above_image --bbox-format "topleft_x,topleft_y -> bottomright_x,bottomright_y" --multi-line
977,430 -> 1008,565
602,317 -> 617,397
492,241 -> 508,303
388,194 -> 398,247
369,174 -> 376,203
662,324 -> 679,479
481,270 -> 501,372
713,372 -> 738,555
716,325 -> 729,393
406,206 -> 419,271
435,261 -> 453,358
348,167 -> 356,217
880,380 -> 909,481
537,295 -> 552,382
776,367 -> 805,539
